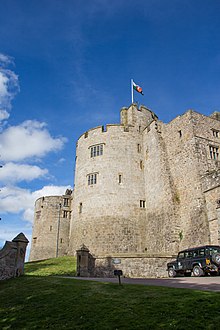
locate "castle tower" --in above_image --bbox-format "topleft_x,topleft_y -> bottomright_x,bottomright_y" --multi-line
68,104 -> 157,256
29,190 -> 72,261
29,104 -> 220,272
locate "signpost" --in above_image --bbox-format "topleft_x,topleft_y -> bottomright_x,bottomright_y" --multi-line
114,269 -> 123,285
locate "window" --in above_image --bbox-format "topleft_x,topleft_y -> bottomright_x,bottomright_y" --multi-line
60,238 -> 63,243
140,160 -> 143,169
79,203 -> 82,213
178,130 -> 182,137
198,248 -> 205,256
63,198 -> 69,207
209,146 -> 219,160
33,237 -> 37,244
212,129 -> 219,138
88,173 -> 97,185
137,144 -> 141,153
140,200 -> 146,208
178,252 -> 185,259
118,174 -> 122,184
63,210 -> 68,218
90,144 -> 103,157
49,225 -> 52,232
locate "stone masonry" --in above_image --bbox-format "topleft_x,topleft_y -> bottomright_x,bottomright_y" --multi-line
29,104 -> 220,277
0,233 -> 29,280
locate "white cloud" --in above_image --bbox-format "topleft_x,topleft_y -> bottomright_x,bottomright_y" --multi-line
0,162 -> 48,184
0,184 -> 72,223
0,54 -> 19,122
0,120 -> 67,162
0,109 -> 9,121
0,53 -> 13,67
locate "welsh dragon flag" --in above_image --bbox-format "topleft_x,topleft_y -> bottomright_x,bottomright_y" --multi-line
133,81 -> 144,95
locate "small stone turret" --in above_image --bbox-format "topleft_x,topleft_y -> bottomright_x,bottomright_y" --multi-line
0,233 -> 29,280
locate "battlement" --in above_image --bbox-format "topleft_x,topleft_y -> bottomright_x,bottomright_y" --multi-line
30,104 -> 220,276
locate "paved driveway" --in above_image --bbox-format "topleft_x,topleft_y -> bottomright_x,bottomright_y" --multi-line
71,276 -> 220,292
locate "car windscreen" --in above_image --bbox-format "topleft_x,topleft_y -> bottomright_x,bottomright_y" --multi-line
206,246 -> 220,255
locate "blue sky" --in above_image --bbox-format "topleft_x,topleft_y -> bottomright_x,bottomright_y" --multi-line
1,0 -> 220,258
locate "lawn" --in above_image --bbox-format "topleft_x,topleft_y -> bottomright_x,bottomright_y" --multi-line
0,257 -> 220,329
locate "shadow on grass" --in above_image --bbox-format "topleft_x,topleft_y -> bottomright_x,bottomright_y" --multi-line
76,275 -> 220,292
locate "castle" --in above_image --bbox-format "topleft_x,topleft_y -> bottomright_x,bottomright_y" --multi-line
29,104 -> 220,277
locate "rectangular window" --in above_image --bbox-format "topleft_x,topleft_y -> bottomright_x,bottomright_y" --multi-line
88,173 -> 97,185
79,203 -> 82,214
118,174 -> 122,184
33,237 -> 37,244
63,198 -> 69,207
209,146 -> 219,160
140,200 -> 146,208
137,144 -> 141,153
63,210 -> 68,218
49,225 -> 53,231
212,129 -> 219,138
90,144 -> 103,157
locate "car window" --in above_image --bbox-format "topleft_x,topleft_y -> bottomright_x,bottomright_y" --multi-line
178,252 -> 185,259
208,247 -> 220,255
198,248 -> 205,256
193,250 -> 199,257
185,251 -> 193,258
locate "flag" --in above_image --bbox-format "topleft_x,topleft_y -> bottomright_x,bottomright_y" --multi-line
133,81 -> 144,95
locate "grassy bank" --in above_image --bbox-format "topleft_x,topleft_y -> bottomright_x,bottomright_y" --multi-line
0,257 -> 220,329
24,256 -> 77,277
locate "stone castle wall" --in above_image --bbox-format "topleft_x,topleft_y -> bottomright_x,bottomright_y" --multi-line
29,104 -> 220,277
29,192 -> 72,261
69,105 -> 152,255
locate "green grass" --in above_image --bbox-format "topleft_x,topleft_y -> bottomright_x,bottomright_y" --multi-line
24,256 -> 77,277
0,257 -> 220,329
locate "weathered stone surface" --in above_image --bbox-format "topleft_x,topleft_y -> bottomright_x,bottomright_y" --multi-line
0,233 -> 29,281
29,104 -> 220,277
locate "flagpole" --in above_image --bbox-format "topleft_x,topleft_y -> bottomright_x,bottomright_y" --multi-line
131,79 -> 134,103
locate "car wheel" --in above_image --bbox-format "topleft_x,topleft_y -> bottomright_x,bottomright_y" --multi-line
168,268 -> 176,277
212,253 -> 220,265
193,265 -> 204,277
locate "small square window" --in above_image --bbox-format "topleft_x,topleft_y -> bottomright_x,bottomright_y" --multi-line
90,144 -> 103,157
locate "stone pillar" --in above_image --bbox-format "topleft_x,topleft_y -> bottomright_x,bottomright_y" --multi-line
76,245 -> 95,277
12,233 -> 29,277
0,233 -> 29,280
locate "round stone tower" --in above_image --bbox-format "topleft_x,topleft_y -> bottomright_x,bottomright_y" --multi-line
69,104 -> 157,256
29,190 -> 72,261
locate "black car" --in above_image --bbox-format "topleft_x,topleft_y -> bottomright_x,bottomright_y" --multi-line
167,245 -> 220,277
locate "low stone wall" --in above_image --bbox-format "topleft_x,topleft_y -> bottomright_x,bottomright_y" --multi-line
0,233 -> 29,281
76,247 -> 174,278
94,255 -> 174,278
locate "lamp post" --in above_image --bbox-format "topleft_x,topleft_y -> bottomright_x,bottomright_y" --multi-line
56,202 -> 62,258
